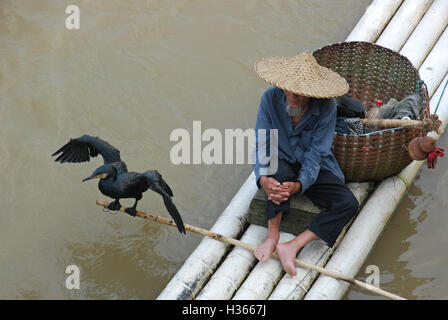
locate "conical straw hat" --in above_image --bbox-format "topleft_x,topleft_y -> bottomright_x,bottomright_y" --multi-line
254,51 -> 349,98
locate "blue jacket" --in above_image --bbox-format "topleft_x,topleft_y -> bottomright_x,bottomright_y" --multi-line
253,86 -> 345,193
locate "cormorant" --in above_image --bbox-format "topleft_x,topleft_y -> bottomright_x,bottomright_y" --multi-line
52,135 -> 186,234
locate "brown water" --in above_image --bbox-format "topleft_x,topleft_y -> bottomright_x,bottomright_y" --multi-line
3,0 -> 442,300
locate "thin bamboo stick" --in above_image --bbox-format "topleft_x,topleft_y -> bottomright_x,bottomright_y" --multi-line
360,117 -> 443,134
95,200 -> 406,300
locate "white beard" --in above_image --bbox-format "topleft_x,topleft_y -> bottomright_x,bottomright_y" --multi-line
285,104 -> 303,117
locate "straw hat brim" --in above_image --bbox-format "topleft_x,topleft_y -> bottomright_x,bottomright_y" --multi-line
254,52 -> 349,98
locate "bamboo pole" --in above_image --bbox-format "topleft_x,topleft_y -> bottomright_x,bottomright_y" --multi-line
157,172 -> 258,300
96,200 -> 406,300
360,117 -> 443,134
345,0 -> 403,43
418,27 -> 448,98
196,225 -> 267,300
232,231 -> 296,300
376,0 -> 433,51
268,239 -> 333,300
263,182 -> 372,300
400,0 -> 448,69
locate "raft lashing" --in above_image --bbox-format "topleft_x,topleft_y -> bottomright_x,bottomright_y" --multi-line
158,0 -> 448,300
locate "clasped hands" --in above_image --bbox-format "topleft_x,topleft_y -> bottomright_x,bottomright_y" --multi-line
259,176 -> 302,205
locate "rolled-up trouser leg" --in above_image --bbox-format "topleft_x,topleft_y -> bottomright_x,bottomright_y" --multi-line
265,159 -> 301,220
304,170 -> 359,247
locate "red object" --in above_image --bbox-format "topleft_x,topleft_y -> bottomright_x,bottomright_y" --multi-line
427,146 -> 445,169
375,99 -> 383,107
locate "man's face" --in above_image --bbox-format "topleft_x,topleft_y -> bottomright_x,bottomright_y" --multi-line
283,90 -> 309,108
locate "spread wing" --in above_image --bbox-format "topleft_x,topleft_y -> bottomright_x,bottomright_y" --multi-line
141,170 -> 174,198
129,170 -> 185,234
51,135 -> 121,164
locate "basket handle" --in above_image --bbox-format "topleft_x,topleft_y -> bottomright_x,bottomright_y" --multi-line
417,80 -> 431,121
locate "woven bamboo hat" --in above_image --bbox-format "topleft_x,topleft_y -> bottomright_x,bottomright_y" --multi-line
254,51 -> 349,98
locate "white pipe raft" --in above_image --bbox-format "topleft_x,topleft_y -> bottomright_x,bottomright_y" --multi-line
268,183 -> 372,300
198,181 -> 372,300
158,0 -> 448,301
305,70 -> 448,300
345,0 -> 403,43
418,27 -> 448,98
157,173 -> 258,300
400,0 -> 448,69
376,0 -> 433,51
160,1 -> 391,300
195,224 -> 266,300
232,232 -> 296,300
268,238 -> 339,300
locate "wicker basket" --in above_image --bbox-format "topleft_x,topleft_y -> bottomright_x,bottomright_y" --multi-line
313,41 -> 430,182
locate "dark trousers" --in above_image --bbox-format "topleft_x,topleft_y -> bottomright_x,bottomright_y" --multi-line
265,159 -> 359,247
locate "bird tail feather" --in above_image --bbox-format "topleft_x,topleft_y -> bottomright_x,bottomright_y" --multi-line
162,195 -> 185,234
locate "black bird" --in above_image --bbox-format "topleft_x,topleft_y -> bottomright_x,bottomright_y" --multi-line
52,135 -> 186,234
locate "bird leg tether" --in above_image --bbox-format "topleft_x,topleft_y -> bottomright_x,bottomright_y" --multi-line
95,200 -> 407,300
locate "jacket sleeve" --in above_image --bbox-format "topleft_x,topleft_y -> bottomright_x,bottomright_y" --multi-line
297,103 -> 337,193
253,91 -> 273,189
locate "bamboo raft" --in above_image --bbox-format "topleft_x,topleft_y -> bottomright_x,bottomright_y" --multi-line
157,0 -> 448,300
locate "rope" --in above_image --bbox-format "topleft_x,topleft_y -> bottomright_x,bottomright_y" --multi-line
434,78 -> 448,115
416,80 -> 428,96
417,78 -> 448,116
396,173 -> 410,190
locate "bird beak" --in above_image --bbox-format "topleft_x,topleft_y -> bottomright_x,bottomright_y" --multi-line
82,174 -> 104,182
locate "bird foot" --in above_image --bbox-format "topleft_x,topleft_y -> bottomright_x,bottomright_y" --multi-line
125,207 -> 137,217
108,200 -> 122,211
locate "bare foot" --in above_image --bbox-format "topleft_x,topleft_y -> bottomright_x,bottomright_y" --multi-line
254,237 -> 278,262
275,242 -> 300,276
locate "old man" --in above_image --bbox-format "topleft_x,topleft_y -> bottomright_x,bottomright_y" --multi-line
252,51 -> 359,276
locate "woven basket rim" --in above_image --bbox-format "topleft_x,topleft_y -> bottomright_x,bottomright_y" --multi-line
313,41 -> 419,75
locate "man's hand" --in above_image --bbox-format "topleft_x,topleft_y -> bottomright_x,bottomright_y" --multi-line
260,177 -> 301,205
279,181 -> 302,198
